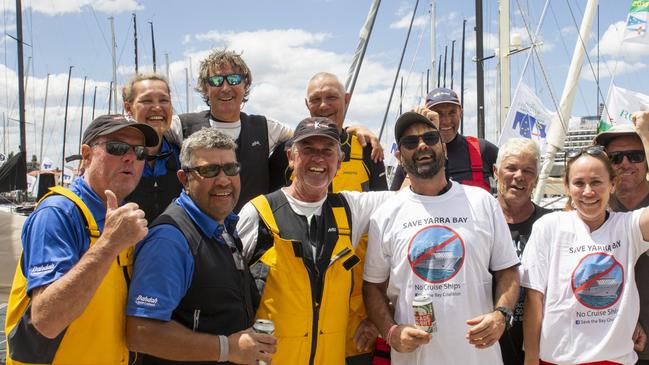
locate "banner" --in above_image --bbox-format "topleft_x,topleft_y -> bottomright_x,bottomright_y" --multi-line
624,0 -> 649,45
599,85 -> 649,131
498,83 -> 554,153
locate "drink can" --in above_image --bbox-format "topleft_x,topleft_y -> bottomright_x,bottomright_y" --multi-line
413,295 -> 437,334
253,319 -> 274,365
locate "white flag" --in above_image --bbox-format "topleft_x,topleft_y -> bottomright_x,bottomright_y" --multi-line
498,83 -> 554,154
604,85 -> 649,126
624,1 -> 649,45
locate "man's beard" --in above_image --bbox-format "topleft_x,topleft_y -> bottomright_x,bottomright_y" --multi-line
402,149 -> 445,179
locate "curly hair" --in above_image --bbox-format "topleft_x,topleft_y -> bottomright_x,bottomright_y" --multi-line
196,49 -> 252,106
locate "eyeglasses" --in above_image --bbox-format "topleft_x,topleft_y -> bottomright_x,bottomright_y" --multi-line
93,141 -> 147,160
184,163 -> 241,178
608,150 -> 646,164
399,131 -> 441,150
565,145 -> 607,164
206,74 -> 243,87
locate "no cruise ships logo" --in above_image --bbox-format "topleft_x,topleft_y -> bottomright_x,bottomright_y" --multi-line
571,252 -> 624,309
408,225 -> 465,283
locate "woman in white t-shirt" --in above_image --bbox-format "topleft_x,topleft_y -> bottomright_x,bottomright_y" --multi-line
521,146 -> 649,365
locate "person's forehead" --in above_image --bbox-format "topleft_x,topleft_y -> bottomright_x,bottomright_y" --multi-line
501,153 -> 537,167
606,135 -> 643,152
299,136 -> 338,147
308,78 -> 342,95
133,79 -> 169,95
209,62 -> 236,74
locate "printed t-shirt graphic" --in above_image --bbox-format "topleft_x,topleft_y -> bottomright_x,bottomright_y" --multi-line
408,225 -> 465,283
571,252 -> 624,309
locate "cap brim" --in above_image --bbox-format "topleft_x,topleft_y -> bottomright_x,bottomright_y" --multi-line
426,100 -> 462,109
290,132 -> 339,145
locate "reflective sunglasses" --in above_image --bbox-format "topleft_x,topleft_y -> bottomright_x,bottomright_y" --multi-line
206,74 -> 243,87
608,150 -> 646,165
399,131 -> 441,150
184,163 -> 241,178
93,141 -> 146,160
565,145 -> 607,164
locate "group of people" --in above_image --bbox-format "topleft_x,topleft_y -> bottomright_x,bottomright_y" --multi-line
3,46 -> 649,365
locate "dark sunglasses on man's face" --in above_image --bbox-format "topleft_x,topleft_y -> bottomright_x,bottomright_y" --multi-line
93,141 -> 147,160
184,163 -> 241,178
399,131 -> 441,150
608,150 -> 646,165
206,74 -> 243,87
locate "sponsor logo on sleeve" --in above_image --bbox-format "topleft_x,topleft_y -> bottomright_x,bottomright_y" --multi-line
135,294 -> 159,307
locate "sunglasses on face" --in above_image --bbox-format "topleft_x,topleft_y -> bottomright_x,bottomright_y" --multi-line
565,145 -> 607,164
93,141 -> 147,160
184,163 -> 241,178
608,150 -> 646,164
399,131 -> 441,150
206,74 -> 243,87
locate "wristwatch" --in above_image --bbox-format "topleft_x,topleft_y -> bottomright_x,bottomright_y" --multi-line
495,306 -> 513,329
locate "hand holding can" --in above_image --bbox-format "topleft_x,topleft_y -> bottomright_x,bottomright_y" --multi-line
253,319 -> 275,365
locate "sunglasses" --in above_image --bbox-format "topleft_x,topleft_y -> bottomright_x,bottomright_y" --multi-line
93,141 -> 146,160
565,145 -> 607,164
184,163 -> 241,178
399,131 -> 441,150
608,150 -> 646,165
206,74 -> 243,87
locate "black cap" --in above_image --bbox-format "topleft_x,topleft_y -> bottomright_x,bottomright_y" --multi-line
82,114 -> 159,147
290,117 -> 340,144
425,87 -> 461,108
394,112 -> 438,143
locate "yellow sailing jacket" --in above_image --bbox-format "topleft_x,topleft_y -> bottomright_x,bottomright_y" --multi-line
5,186 -> 131,365
251,193 -> 358,365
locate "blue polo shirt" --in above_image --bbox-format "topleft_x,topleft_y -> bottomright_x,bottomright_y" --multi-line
141,138 -> 180,178
21,177 -> 106,294
126,191 -> 239,321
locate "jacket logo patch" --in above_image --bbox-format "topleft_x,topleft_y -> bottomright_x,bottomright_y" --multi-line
135,294 -> 159,307
328,227 -> 337,233
29,262 -> 56,276
251,140 -> 261,147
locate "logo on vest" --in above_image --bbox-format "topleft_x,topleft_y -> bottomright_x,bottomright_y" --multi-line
135,294 -> 159,307
29,262 -> 56,276
327,227 -> 337,233
251,140 -> 261,147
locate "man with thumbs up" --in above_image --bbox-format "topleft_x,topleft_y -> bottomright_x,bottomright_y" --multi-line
5,114 -> 158,365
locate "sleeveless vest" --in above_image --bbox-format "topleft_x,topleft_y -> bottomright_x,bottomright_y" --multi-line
461,136 -> 491,192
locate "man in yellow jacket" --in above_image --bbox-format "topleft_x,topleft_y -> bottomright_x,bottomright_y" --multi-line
5,115 -> 158,364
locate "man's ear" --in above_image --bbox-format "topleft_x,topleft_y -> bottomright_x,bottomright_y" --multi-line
492,164 -> 498,181
177,169 -> 189,189
81,144 -> 92,165
344,92 -> 351,107
395,149 -> 402,165
124,101 -> 133,117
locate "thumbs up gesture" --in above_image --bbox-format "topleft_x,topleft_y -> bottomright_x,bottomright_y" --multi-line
101,190 -> 148,254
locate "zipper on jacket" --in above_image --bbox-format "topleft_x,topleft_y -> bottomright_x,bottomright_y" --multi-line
193,309 -> 200,331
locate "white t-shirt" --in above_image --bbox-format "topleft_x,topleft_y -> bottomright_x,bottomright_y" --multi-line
521,210 -> 649,365
364,182 -> 519,365
237,189 -> 395,261
168,114 -> 292,154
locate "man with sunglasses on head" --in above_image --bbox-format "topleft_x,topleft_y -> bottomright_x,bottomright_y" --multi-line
594,111 -> 649,364
125,127 -> 277,364
236,117 -> 394,365
178,49 -> 293,213
390,87 -> 498,192
5,115 -> 158,364
363,111 -> 520,365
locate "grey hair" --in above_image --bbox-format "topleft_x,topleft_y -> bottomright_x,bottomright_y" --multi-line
495,138 -> 541,172
306,72 -> 345,94
180,127 -> 237,168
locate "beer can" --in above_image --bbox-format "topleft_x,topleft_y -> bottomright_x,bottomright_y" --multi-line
413,295 -> 437,334
253,319 -> 275,335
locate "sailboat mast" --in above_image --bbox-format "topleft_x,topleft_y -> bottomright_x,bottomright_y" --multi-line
61,66 -> 73,186
15,0 -> 27,191
450,40 -> 455,89
150,22 -> 157,73
498,0 -> 511,136
475,0 -> 485,139
78,76 -> 87,150
461,19 -> 466,131
91,86 -> 97,120
39,73 -> 49,164
430,0 -> 436,90
133,13 -> 139,74
110,17 -> 118,114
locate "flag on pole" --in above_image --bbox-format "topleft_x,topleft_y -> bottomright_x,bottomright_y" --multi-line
599,85 -> 649,132
498,83 -> 554,153
624,0 -> 649,44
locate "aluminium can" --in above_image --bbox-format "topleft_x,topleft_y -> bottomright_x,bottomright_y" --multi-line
253,319 -> 275,365
413,295 -> 437,334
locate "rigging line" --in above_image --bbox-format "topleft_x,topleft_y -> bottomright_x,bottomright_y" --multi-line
565,0 -> 608,118
402,11 -> 427,106
513,0 -> 566,131
116,18 -> 133,74
88,5 -> 112,56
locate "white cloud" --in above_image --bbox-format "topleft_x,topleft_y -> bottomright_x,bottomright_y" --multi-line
581,59 -> 647,81
593,21 -> 649,59
390,14 -> 428,29
23,0 -> 142,16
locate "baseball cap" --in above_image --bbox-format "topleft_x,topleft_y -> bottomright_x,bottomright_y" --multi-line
593,124 -> 638,147
82,114 -> 159,147
394,111 -> 439,143
425,87 -> 461,108
290,117 -> 340,144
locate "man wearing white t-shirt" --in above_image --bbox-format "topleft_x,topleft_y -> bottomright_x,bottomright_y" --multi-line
363,111 -> 520,365
237,117 -> 394,365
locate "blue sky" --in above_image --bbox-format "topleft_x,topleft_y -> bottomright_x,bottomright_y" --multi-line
1,0 -> 648,169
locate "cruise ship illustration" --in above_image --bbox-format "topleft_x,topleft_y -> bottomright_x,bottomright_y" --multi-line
424,250 -> 461,271
581,276 -> 620,297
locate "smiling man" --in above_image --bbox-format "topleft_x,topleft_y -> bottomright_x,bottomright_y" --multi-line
237,117 -> 393,365
5,115 -> 158,364
126,127 -> 276,364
